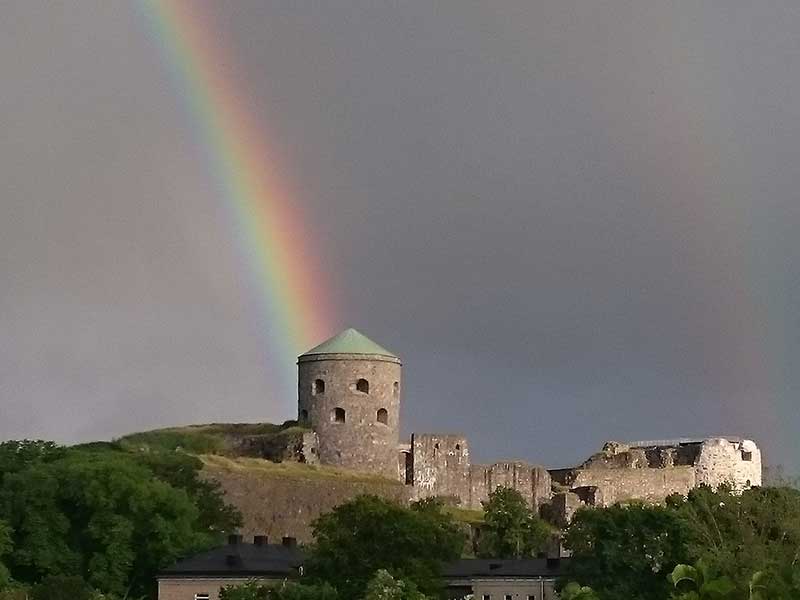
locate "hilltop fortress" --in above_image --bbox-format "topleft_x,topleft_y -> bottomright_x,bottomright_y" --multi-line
294,328 -> 762,520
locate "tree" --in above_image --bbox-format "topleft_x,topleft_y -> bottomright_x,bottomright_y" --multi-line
306,495 -> 464,599
477,487 -> 551,558
0,445 -> 230,597
0,520 -> 11,589
30,576 -> 93,600
220,580 -> 339,600
563,502 -> 691,600
667,561 -> 736,599
667,485 -> 800,599
363,570 -> 430,600
560,582 -> 600,600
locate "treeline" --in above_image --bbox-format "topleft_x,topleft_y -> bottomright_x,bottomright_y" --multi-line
1,438 -> 798,600
563,484 -> 800,600
0,440 -> 241,599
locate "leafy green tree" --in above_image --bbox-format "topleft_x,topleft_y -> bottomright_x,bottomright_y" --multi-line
133,450 -> 241,536
0,447 -> 221,597
306,495 -> 464,599
220,580 -> 339,600
560,582 -> 600,600
563,502 -> 691,600
477,487 -> 551,558
30,576 -> 93,600
363,570 -> 430,600
667,561 -> 736,599
0,441 -> 65,477
667,485 -> 800,599
0,520 -> 11,589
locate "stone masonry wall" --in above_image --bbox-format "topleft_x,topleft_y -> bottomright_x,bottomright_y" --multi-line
695,438 -> 762,490
204,463 -> 409,544
411,434 -> 471,502
298,353 -> 402,479
565,465 -> 697,505
467,462 -> 552,511
410,434 -> 551,511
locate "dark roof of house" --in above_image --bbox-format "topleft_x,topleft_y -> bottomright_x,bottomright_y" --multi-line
159,541 -> 304,578
442,558 -> 571,580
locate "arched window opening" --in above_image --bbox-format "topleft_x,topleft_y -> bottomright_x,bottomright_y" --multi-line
356,378 -> 370,394
376,408 -> 388,425
433,442 -> 439,457
313,379 -> 325,395
393,381 -> 399,396
455,444 -> 461,451
300,409 -> 309,422
332,407 -> 346,423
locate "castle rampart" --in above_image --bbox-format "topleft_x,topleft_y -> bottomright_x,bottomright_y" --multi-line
297,329 -> 763,517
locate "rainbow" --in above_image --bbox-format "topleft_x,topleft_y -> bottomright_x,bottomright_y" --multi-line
137,0 -> 336,405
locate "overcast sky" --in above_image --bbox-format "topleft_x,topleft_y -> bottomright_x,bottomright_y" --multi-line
1,1 -> 798,473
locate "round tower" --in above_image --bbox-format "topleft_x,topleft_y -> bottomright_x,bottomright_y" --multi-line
298,328 -> 401,479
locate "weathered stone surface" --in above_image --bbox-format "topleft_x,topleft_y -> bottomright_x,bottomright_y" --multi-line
298,352 -> 401,479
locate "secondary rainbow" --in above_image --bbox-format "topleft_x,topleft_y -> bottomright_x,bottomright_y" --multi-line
137,0 -> 336,398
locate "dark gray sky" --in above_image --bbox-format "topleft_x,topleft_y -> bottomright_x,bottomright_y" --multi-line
1,1 -> 798,472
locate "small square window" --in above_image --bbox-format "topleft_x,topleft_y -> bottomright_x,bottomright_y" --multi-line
742,451 -> 753,461
482,595 -> 491,600
505,595 -> 513,600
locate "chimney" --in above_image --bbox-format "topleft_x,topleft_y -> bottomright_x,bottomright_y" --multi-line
282,536 -> 297,548
228,534 -> 243,546
253,535 -> 268,546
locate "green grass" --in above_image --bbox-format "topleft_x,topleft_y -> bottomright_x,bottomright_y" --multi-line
115,421 -> 307,455
199,454 -> 403,485
444,506 -> 485,525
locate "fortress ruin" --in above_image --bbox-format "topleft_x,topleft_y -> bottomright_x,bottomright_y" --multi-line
296,328 -> 762,520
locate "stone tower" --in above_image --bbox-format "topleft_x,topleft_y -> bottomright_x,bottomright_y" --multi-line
297,328 -> 402,479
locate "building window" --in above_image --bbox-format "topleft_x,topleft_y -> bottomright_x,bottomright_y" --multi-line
300,409 -> 309,422
313,379 -> 325,395
356,378 -> 369,394
528,596 -> 536,600
482,595 -> 491,600
195,595 -> 210,600
377,408 -> 388,425
742,451 -> 753,461
332,407 -> 346,423
393,381 -> 399,396
455,443 -> 461,451
505,595 -> 513,600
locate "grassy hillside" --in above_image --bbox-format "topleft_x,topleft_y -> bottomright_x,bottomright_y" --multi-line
116,421 -> 306,456
199,454 -> 403,484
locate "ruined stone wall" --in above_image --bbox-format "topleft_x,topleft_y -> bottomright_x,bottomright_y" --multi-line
695,438 -> 762,490
466,462 -> 552,511
410,435 -> 552,511
565,465 -> 697,505
298,353 -> 401,479
550,437 -> 763,516
411,434 -> 471,502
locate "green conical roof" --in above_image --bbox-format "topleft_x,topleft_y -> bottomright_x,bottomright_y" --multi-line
300,328 -> 398,358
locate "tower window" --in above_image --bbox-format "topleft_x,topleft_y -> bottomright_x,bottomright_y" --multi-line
313,379 -> 325,395
742,451 -> 753,462
356,378 -> 369,394
376,408 -> 388,425
455,444 -> 461,451
393,381 -> 399,396
300,409 -> 309,422
332,407 -> 346,423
